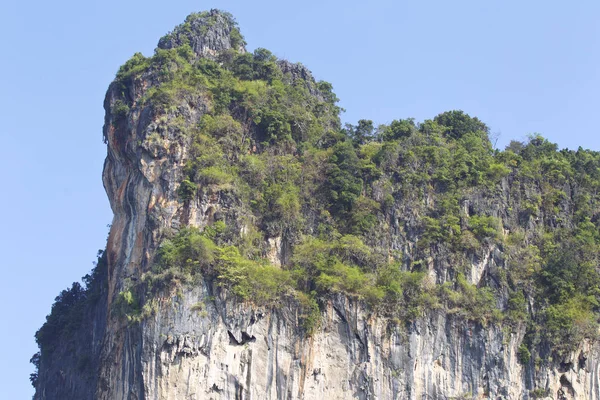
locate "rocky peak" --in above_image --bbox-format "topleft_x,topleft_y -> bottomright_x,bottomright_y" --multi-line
277,60 -> 314,83
157,9 -> 246,59
277,59 -> 322,97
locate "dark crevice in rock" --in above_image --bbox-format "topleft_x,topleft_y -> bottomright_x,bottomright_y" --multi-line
312,368 -> 321,380
354,332 -> 366,349
559,361 -> 573,373
241,331 -> 256,344
228,330 -> 256,346
578,351 -> 587,370
558,374 -> 575,399
332,305 -> 347,324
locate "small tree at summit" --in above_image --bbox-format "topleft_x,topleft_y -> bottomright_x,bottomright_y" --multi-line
345,119 -> 375,146
382,118 -> 417,141
434,110 -> 489,140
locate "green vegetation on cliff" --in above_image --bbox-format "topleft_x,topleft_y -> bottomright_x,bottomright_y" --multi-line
111,26 -> 600,357
31,251 -> 108,386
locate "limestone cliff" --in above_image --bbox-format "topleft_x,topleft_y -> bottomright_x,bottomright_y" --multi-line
33,9 -> 600,400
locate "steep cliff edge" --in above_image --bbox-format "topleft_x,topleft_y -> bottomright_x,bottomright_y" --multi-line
33,9 -> 600,400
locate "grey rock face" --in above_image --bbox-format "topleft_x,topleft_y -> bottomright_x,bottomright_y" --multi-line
157,9 -> 246,60
277,60 -> 322,98
135,288 -> 600,400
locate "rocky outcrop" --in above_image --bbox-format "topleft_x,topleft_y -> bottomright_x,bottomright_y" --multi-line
157,10 -> 246,59
34,10 -> 600,400
113,284 -> 599,400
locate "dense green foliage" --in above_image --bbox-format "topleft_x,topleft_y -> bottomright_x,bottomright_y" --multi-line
35,251 -> 107,356
130,226 -> 317,330
31,251 -> 108,385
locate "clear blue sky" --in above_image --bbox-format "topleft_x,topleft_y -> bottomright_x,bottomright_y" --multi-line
1,0 -> 598,397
